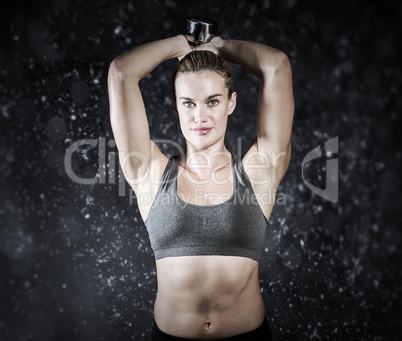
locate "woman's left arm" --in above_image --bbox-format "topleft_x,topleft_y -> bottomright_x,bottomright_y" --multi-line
204,37 -> 294,179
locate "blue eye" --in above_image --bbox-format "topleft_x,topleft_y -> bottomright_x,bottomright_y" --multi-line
184,102 -> 195,107
209,100 -> 219,106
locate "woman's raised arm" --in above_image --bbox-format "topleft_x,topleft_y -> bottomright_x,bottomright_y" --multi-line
107,35 -> 192,184
202,37 -> 294,182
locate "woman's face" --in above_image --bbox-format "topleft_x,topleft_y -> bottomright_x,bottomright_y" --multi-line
173,71 -> 236,151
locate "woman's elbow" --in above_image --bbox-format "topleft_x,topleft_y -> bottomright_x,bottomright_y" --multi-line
259,51 -> 290,77
276,52 -> 291,71
108,57 -> 142,82
108,58 -> 125,83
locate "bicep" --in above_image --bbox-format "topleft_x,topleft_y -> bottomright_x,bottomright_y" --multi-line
256,53 -> 294,169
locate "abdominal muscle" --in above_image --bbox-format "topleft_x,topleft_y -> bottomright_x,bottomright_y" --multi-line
153,255 -> 266,339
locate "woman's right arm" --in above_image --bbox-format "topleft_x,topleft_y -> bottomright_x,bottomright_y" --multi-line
107,35 -> 191,185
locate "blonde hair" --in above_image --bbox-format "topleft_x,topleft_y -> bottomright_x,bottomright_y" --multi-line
172,50 -> 233,100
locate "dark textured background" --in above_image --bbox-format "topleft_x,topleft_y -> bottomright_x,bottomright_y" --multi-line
1,0 -> 401,340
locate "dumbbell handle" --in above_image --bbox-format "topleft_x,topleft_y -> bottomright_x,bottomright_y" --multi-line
186,16 -> 218,46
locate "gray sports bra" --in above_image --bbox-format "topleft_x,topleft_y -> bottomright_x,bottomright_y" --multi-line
144,152 -> 268,262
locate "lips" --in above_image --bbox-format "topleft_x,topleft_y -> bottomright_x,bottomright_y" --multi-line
192,127 -> 212,135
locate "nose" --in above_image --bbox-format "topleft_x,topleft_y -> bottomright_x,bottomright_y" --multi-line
193,106 -> 207,123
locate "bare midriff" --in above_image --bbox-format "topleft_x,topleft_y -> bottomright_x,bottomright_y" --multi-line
154,255 -> 266,339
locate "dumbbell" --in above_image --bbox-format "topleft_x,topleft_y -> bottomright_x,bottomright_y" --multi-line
186,16 -> 218,46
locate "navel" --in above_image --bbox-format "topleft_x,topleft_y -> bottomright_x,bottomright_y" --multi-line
204,321 -> 211,330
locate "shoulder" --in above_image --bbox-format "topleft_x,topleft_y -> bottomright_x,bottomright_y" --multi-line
241,140 -> 291,191
124,141 -> 170,191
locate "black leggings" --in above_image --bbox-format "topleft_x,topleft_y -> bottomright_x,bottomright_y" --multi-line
151,315 -> 273,341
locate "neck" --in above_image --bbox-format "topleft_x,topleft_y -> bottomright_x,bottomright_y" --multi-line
179,142 -> 232,171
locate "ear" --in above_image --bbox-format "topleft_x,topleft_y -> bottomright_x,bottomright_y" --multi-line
172,97 -> 179,118
228,92 -> 237,116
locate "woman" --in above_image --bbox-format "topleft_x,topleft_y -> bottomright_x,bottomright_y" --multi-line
108,34 -> 294,340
